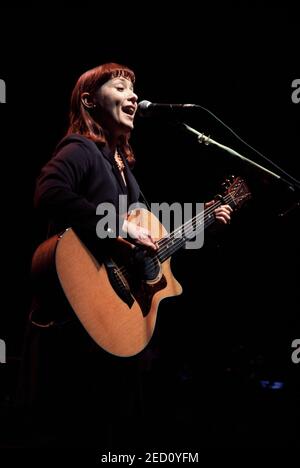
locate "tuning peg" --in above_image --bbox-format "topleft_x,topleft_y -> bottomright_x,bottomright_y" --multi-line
222,179 -> 230,190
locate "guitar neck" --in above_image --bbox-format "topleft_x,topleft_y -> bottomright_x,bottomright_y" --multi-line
156,197 -> 234,263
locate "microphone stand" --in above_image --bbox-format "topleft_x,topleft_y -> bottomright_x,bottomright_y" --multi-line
180,122 -> 300,218
181,122 -> 300,194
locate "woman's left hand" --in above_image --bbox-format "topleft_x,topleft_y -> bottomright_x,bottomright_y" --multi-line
205,200 -> 233,225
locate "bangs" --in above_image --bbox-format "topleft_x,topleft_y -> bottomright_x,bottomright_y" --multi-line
99,63 -> 135,86
110,68 -> 135,83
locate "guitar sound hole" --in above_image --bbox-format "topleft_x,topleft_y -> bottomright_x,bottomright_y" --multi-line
130,248 -> 160,281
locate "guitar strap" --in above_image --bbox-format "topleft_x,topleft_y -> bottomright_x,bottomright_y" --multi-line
139,188 -> 151,211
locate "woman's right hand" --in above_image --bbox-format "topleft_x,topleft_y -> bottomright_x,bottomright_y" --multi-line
122,220 -> 158,250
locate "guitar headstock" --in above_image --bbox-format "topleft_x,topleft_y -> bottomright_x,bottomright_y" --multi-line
220,175 -> 252,210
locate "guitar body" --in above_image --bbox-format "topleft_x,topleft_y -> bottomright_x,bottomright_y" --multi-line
32,176 -> 251,357
32,208 -> 182,357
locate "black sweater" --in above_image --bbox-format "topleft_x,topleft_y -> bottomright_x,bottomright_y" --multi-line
34,134 -> 140,250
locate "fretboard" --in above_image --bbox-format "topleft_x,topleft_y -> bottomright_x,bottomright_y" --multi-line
156,197 -> 234,263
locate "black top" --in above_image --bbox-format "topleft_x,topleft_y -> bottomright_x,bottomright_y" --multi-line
34,134 -> 140,250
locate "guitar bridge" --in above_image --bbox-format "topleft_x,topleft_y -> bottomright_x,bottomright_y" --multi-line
105,259 -> 134,308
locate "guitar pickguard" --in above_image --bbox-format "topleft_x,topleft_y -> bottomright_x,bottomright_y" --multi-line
132,274 -> 167,317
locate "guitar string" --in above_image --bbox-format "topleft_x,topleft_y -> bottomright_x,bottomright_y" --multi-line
156,178 -> 248,245
157,192 -> 251,263
117,192 -> 235,279
156,192 -> 235,249
116,192 -> 235,279
158,194 -> 250,264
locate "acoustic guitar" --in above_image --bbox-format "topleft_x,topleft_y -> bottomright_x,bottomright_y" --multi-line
31,176 -> 251,357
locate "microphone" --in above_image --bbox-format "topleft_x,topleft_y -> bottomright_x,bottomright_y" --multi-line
137,100 -> 197,117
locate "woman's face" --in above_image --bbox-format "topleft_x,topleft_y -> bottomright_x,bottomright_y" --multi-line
94,76 -> 138,139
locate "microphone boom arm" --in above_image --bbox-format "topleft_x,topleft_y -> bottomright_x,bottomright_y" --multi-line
181,122 -> 300,192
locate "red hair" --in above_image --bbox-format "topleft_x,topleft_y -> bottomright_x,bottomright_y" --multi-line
67,63 -> 136,166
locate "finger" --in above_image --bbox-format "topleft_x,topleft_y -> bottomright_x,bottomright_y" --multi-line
215,215 -> 228,224
220,211 -> 231,222
148,236 -> 158,250
223,204 -> 233,212
215,209 -> 232,223
215,207 -> 231,221
143,240 -> 158,250
225,206 -> 233,213
138,236 -> 158,250
144,231 -> 158,249
205,200 -> 215,208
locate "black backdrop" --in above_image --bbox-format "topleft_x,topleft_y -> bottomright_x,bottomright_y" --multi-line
0,6 -> 299,453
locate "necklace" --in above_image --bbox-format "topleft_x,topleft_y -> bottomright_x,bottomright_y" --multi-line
114,151 -> 125,172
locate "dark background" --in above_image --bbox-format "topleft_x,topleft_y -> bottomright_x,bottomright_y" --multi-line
0,5 -> 299,453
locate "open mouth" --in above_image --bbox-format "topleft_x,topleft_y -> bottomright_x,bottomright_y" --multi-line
122,106 -> 135,116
